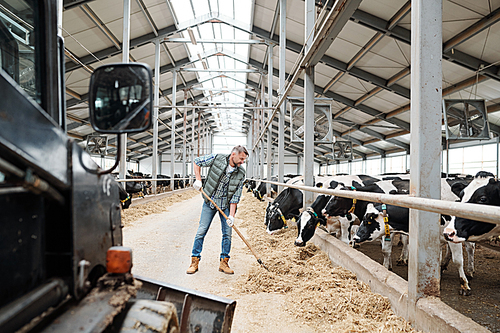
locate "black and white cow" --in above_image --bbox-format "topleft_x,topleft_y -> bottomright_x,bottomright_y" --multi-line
357,193 -> 477,295
292,176 -> 385,246
253,177 -> 279,200
444,175 -> 500,243
265,188 -> 303,234
353,203 -> 409,270
320,180 -> 409,246
294,194 -> 331,246
118,185 -> 132,209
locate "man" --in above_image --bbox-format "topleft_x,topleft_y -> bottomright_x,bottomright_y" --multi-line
187,145 -> 248,275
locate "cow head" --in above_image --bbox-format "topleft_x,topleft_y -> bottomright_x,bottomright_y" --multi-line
444,178 -> 500,242
266,205 -> 290,234
322,187 -> 354,218
353,204 -> 383,243
294,208 -> 326,247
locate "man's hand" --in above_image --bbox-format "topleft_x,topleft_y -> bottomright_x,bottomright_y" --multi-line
193,179 -> 203,191
226,216 -> 235,227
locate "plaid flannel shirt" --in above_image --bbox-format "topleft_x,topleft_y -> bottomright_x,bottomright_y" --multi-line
194,153 -> 244,210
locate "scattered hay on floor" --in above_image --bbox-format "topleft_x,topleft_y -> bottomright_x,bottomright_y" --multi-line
121,190 -> 200,227
234,193 -> 417,332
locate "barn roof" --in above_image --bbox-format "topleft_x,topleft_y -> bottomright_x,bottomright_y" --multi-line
62,0 -> 500,162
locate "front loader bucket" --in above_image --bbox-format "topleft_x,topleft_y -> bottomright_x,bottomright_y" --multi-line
134,275 -> 236,333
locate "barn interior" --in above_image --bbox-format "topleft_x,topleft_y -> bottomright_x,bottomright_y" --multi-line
1,0 -> 500,332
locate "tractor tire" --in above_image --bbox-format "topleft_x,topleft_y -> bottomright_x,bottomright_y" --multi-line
118,300 -> 179,333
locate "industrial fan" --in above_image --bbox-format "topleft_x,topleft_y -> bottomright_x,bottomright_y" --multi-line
288,98 -> 334,144
86,135 -> 108,155
443,99 -> 490,140
332,140 -> 353,160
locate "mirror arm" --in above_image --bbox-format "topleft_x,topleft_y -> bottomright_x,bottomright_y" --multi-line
98,135 -> 121,175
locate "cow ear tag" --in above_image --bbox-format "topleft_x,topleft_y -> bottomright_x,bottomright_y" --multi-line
292,217 -> 296,223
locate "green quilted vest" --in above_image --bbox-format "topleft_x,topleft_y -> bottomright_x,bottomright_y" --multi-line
203,154 -> 246,205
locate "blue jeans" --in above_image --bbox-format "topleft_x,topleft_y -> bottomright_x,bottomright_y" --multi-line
191,201 -> 233,259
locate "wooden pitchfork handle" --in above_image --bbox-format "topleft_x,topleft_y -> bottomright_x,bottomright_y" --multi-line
200,189 -> 269,271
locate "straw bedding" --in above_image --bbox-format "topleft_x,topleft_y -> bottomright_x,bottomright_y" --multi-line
121,190 -> 200,227
234,192 -> 417,332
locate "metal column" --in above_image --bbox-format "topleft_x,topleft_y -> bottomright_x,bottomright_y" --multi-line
497,137 -> 499,177
118,0 -> 131,186
408,0 -> 443,313
247,122 -> 253,178
303,0 -> 315,207
266,45 -> 273,196
170,71 -> 177,191
183,90 -> 187,178
278,0 -> 286,193
197,112 -> 201,156
191,107 -> 195,183
151,41 -> 160,194
260,79 -> 265,180
253,111 -> 258,178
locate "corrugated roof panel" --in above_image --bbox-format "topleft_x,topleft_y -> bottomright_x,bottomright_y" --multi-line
340,108 -> 376,125
253,3 -> 275,35
332,75 -> 378,100
393,112 -> 410,125
283,19 -> 304,47
442,1 -> 482,41
63,27 -> 114,58
370,89 -> 408,109
455,28 -> 500,66
358,0 -> 408,22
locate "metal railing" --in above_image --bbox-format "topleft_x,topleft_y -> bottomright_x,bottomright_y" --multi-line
116,176 -> 198,183
254,179 -> 500,225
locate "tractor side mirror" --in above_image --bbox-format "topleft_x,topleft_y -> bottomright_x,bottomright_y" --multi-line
89,63 -> 153,134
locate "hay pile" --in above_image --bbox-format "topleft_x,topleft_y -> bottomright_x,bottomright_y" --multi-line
121,190 -> 200,226
235,193 -> 417,332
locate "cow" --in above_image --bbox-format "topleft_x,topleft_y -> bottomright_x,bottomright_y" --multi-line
291,176 -> 386,247
125,175 -> 147,197
253,177 -> 278,200
294,194 -> 331,246
118,185 -> 132,209
173,174 -> 184,190
353,203 -> 409,270
444,173 -> 500,243
319,180 -> 410,247
356,180 -> 479,296
265,188 -> 303,234
246,178 -> 257,192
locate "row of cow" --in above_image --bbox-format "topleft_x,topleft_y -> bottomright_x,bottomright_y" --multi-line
253,171 -> 499,296
115,171 -> 193,209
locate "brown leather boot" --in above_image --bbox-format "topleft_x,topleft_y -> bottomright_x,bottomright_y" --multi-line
186,257 -> 200,274
219,258 -> 234,274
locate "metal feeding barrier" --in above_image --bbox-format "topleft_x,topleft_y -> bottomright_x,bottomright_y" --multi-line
254,179 -> 500,225
115,176 -> 198,183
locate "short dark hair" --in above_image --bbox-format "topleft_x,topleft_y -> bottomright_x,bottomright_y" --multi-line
231,145 -> 249,156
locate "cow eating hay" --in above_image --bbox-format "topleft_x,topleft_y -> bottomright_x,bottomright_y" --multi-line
234,193 -> 417,332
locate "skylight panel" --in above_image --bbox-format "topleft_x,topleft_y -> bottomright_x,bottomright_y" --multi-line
171,0 -> 194,22
196,23 -> 210,40
169,0 -> 253,133
191,0 -> 210,16
234,1 -> 252,28
218,0 -> 234,19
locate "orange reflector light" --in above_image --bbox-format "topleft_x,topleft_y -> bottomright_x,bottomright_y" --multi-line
106,246 -> 133,274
